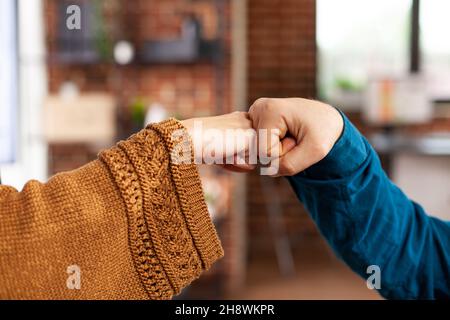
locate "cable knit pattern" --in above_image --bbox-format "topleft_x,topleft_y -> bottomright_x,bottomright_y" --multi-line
150,120 -> 224,270
100,118 -> 224,298
0,118 -> 223,299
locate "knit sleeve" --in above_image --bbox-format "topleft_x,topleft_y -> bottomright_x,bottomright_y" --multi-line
0,118 -> 223,299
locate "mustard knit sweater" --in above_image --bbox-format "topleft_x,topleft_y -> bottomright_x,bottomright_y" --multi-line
0,119 -> 224,299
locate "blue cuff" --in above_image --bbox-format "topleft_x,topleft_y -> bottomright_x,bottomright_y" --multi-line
300,110 -> 369,180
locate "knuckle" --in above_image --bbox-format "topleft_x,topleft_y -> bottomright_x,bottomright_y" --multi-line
248,104 -> 256,117
252,97 -> 277,111
263,98 -> 277,111
254,97 -> 268,106
249,98 -> 283,126
235,111 -> 252,128
313,142 -> 330,159
231,110 -> 246,119
231,110 -> 246,120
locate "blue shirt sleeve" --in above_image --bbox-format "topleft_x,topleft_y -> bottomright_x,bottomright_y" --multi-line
287,111 -> 450,299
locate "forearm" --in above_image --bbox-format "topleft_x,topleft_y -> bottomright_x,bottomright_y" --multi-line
0,119 -> 223,299
0,159 -> 145,299
288,112 -> 450,299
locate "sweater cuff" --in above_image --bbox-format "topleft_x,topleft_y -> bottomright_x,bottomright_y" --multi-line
149,119 -> 224,270
301,110 -> 369,180
99,118 -> 223,299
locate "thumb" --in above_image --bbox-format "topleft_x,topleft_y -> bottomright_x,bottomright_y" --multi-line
277,137 -> 325,176
280,136 -> 296,156
260,136 -> 297,177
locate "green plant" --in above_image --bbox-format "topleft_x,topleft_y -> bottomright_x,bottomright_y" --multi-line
93,0 -> 113,61
334,77 -> 363,92
130,98 -> 147,127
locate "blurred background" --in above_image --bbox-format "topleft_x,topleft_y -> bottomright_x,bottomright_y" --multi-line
1,0 -> 449,299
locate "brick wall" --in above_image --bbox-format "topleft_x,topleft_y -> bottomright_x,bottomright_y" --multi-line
248,0 -> 316,102
45,0 -> 230,121
44,0 -> 234,298
246,0 -> 318,260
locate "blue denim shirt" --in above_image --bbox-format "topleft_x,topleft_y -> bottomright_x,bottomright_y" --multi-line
287,112 -> 450,299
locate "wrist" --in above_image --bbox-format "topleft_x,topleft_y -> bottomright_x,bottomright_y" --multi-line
181,119 -> 194,136
303,110 -> 368,179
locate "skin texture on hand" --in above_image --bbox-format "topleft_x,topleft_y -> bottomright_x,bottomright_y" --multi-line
248,98 -> 344,176
181,111 -> 252,139
181,112 -> 256,171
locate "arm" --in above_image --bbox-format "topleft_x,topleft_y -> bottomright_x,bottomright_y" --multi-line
0,118 -> 223,299
287,113 -> 450,299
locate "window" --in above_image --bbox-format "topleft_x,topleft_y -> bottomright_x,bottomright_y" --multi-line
1,0 -> 47,189
421,0 -> 450,99
317,0 -> 412,107
0,0 -> 18,164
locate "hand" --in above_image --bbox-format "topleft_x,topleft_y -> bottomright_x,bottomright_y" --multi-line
248,98 -> 344,176
181,112 -> 256,171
